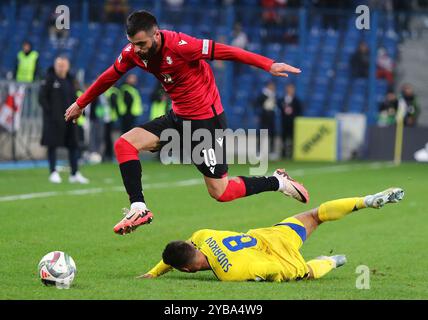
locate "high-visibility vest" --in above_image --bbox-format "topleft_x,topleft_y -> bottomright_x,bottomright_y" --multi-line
16,50 -> 39,83
150,100 -> 168,120
104,87 -> 122,122
120,84 -> 143,116
76,90 -> 87,126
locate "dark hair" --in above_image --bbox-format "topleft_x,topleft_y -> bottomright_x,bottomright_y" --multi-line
162,241 -> 196,269
126,10 -> 158,36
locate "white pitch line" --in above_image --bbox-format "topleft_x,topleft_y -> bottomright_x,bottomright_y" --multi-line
0,162 -> 394,203
0,191 -> 59,202
0,179 -> 204,202
288,162 -> 395,177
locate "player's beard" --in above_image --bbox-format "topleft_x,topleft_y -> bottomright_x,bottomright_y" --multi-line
138,38 -> 158,60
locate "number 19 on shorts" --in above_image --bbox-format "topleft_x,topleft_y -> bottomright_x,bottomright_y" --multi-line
202,148 -> 217,167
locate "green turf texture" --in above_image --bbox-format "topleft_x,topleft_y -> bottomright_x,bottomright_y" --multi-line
0,161 -> 426,299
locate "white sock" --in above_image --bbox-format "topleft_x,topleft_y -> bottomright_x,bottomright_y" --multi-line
131,202 -> 147,210
274,175 -> 285,191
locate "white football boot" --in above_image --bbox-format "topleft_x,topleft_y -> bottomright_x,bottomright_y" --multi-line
316,255 -> 347,269
364,187 -> 404,209
273,169 -> 310,203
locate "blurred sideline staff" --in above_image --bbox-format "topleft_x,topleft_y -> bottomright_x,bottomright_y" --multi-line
119,74 -> 143,133
38,56 -> 89,184
15,40 -> 39,83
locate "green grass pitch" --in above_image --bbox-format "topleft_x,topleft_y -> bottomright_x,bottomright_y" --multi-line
0,161 -> 426,299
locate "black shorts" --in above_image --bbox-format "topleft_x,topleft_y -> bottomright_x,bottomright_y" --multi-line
140,108 -> 228,179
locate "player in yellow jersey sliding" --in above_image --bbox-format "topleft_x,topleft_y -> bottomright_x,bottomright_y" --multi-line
140,187 -> 404,282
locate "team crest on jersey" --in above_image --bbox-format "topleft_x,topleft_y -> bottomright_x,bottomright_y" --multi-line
162,73 -> 173,83
166,56 -> 173,65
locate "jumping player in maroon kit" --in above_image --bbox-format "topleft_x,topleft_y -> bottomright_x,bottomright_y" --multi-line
65,11 -> 309,235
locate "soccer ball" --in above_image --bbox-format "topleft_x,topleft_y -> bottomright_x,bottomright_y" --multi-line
38,251 -> 77,289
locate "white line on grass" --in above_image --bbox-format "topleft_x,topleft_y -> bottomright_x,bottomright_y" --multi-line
0,162 -> 394,202
0,179 -> 204,202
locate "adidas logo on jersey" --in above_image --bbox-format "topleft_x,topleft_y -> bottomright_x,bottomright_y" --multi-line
209,167 -> 215,174
178,40 -> 188,46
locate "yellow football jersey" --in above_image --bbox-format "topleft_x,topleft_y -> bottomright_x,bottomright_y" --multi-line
147,218 -> 309,282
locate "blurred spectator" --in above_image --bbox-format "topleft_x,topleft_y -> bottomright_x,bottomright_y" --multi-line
38,56 -> 89,184
350,41 -> 369,78
104,87 -> 121,161
314,0 -> 349,30
397,83 -> 420,127
393,0 -> 413,40
14,40 -> 39,83
75,85 -> 89,161
87,96 -> 107,164
119,74 -> 143,133
378,91 -> 398,127
150,84 -> 171,121
104,0 -> 129,24
231,23 -> 248,50
231,23 -> 248,75
279,83 -> 302,158
255,81 -> 278,155
376,47 -> 395,85
261,0 -> 282,26
48,10 -> 70,49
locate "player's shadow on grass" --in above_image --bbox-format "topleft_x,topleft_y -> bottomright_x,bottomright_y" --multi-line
165,273 -> 217,282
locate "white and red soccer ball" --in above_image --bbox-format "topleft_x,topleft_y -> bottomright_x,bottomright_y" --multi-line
38,251 -> 76,289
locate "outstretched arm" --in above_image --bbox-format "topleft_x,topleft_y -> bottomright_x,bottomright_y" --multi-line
213,42 -> 301,77
137,260 -> 173,279
65,44 -> 136,122
174,33 -> 300,77
64,65 -> 122,122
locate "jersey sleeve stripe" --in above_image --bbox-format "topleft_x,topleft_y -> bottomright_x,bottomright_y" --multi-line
202,39 -> 210,55
210,41 -> 215,60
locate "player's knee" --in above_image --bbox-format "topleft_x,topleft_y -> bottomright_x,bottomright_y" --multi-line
207,185 -> 226,201
114,137 -> 139,164
311,208 -> 323,225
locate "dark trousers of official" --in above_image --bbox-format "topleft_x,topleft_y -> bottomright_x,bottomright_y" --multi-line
104,122 -> 114,161
282,120 -> 295,159
260,110 -> 276,154
48,146 -> 79,175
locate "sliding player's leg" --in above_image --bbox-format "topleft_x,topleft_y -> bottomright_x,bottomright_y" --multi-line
113,127 -> 160,235
296,187 -> 404,279
294,187 -> 405,239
